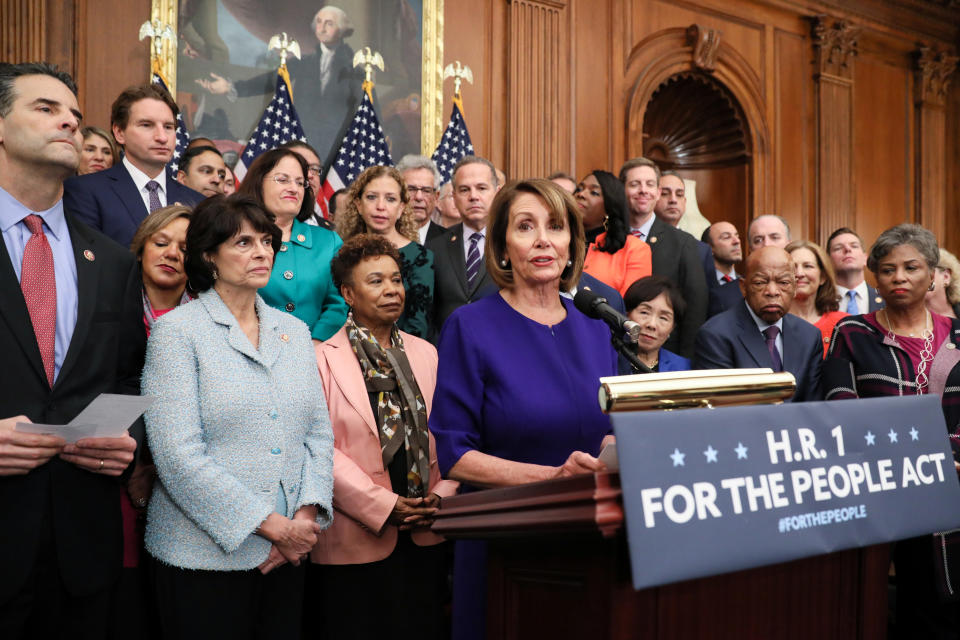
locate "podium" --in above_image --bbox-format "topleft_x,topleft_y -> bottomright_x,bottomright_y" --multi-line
432,472 -> 889,640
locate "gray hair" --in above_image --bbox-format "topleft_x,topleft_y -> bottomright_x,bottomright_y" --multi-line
396,154 -> 441,189
452,155 -> 498,188
0,62 -> 77,117
867,224 -> 939,273
748,214 -> 792,241
313,6 -> 353,35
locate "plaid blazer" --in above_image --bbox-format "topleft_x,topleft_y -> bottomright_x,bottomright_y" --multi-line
824,312 -> 960,600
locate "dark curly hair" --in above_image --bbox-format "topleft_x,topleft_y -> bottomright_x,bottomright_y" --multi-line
330,233 -> 402,295
184,195 -> 281,294
589,170 -> 630,255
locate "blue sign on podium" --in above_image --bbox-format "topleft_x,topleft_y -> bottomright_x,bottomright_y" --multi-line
613,395 -> 960,590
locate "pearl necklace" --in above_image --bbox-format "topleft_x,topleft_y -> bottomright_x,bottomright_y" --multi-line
880,309 -> 934,394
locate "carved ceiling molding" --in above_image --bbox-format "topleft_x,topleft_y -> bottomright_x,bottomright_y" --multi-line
915,46 -> 959,106
811,16 -> 861,79
685,24 -> 721,73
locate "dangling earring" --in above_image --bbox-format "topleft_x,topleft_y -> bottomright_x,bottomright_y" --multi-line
212,268 -> 219,281
500,258 -> 509,268
929,281 -> 936,291
567,259 -> 573,267
603,215 -> 609,231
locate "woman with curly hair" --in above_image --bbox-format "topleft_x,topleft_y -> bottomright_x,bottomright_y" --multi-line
575,170 -> 651,295
926,247 -> 960,319
336,165 -> 434,338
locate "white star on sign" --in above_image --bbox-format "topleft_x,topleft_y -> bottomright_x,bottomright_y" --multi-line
910,427 -> 919,441
703,445 -> 718,463
735,442 -> 748,459
864,431 -> 876,446
888,429 -> 898,443
670,448 -> 685,467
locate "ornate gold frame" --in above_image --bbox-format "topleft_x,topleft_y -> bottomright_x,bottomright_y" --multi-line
149,0 -> 444,156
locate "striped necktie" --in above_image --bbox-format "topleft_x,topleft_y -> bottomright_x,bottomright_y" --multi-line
465,232 -> 483,286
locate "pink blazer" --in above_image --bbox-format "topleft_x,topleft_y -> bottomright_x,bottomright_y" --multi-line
310,327 -> 459,565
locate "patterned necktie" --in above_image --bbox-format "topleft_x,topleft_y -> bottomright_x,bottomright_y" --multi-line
722,274 -> 733,283
763,325 -> 782,373
465,232 -> 483,287
145,180 -> 162,213
21,215 -> 57,387
631,229 -> 644,240
845,290 -> 859,315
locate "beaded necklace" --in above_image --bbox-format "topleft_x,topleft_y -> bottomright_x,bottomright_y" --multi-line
880,309 -> 934,395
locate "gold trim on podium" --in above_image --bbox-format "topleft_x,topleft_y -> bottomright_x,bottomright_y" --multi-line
599,368 -> 796,413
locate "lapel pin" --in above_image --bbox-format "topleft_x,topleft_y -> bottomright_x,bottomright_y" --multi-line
297,234 -> 306,242
948,343 -> 956,350
83,249 -> 95,261
649,236 -> 657,244
451,235 -> 457,242
280,334 -> 290,342
875,296 -> 882,304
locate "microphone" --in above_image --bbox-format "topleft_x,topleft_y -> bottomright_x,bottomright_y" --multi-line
573,288 -> 641,344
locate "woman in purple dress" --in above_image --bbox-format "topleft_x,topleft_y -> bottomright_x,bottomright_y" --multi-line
430,179 -> 618,640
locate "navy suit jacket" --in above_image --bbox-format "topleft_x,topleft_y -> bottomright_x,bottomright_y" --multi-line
63,164 -> 202,248
708,278 -> 745,317
692,301 -> 823,402
867,286 -> 885,313
578,271 -> 625,314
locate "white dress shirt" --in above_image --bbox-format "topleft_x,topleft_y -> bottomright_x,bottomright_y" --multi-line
123,156 -> 167,213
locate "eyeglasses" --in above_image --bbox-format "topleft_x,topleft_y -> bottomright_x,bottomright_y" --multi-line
306,165 -> 321,177
270,174 -> 306,189
407,186 -> 436,196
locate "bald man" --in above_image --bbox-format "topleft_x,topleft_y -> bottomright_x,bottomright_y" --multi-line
692,247 -> 822,401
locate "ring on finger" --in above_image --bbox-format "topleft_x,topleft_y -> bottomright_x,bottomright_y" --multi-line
98,459 -> 104,471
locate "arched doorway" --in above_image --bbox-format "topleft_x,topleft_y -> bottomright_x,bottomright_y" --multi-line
642,72 -> 751,238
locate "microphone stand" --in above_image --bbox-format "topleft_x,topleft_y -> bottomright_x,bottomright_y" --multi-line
610,330 -> 653,374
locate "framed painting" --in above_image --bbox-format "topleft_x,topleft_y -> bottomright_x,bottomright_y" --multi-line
150,0 -> 443,168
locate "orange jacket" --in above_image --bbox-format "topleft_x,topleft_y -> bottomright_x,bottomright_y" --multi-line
583,232 -> 652,296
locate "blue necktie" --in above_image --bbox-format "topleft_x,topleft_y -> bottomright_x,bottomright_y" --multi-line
845,290 -> 859,315
145,180 -> 162,213
465,233 -> 483,287
763,326 -> 782,372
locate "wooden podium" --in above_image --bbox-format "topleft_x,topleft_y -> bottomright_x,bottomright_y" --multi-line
432,472 -> 889,640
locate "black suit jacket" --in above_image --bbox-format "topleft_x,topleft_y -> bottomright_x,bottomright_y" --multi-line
647,218 -> 708,358
63,164 -> 202,248
0,214 -> 146,600
692,301 -> 823,402
427,223 -> 498,339
423,220 -> 446,243
868,286 -> 885,313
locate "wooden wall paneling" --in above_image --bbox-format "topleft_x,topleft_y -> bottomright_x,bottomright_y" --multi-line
773,27 -> 811,238
505,0 -> 572,180
1,0 -> 45,63
79,0 -> 152,131
571,0 -> 616,177
811,16 -> 860,248
852,54 -> 912,247
913,46 -> 958,243
946,78 -> 960,255
623,23 -> 772,222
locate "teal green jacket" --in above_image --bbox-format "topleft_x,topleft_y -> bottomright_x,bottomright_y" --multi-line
260,219 -> 348,341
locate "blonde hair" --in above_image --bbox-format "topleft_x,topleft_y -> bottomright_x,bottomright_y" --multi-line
130,204 -> 192,257
485,179 -> 585,291
335,165 -> 418,242
938,247 -> 960,306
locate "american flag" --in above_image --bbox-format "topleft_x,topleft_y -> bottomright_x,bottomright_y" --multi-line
151,72 -> 190,173
431,97 -> 474,184
320,86 -> 393,212
234,67 -> 307,183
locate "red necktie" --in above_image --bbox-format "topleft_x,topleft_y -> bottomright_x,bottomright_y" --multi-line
21,215 -> 57,387
722,274 -> 733,283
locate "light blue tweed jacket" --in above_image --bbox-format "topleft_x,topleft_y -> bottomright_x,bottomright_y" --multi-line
142,289 -> 334,570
